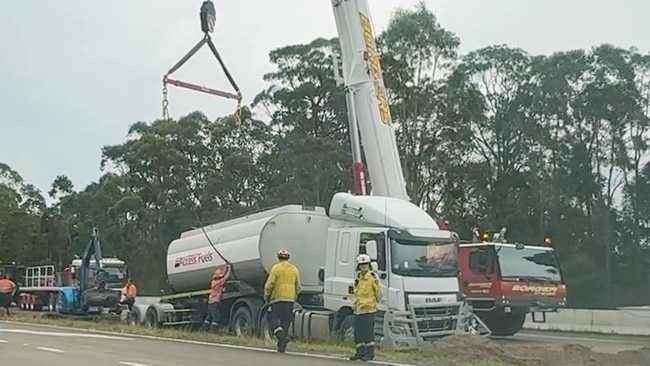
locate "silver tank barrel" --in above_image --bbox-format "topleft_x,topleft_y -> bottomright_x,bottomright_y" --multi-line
166,205 -> 328,294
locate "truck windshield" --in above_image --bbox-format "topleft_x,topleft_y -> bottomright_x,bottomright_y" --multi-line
497,246 -> 562,283
390,239 -> 457,277
101,267 -> 126,285
84,266 -> 126,287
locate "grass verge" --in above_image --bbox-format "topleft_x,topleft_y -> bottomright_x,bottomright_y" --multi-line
3,311 -> 518,366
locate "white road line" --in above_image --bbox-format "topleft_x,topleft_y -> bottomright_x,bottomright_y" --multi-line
1,321 -> 414,366
36,346 -> 65,353
0,339 -> 8,343
2,329 -> 132,340
119,362 -> 155,366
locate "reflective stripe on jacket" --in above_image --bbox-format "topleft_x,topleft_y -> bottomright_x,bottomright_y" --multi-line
264,261 -> 300,303
353,270 -> 382,314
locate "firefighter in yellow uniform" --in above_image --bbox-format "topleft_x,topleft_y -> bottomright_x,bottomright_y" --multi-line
349,254 -> 382,361
264,248 -> 300,353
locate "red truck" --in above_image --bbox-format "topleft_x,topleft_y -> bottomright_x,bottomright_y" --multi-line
455,227 -> 567,336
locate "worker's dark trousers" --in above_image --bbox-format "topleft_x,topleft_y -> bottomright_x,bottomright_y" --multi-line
350,312 -> 376,361
0,293 -> 12,315
120,297 -> 135,311
267,301 -> 294,352
202,302 -> 221,332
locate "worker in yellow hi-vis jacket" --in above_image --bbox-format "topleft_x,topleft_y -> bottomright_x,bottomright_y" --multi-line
264,248 -> 300,353
349,254 -> 382,361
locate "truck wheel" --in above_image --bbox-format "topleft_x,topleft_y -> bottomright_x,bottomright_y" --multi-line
231,306 -> 254,337
128,307 -> 142,326
484,312 -> 526,336
258,313 -> 274,342
335,314 -> 355,343
145,307 -> 160,328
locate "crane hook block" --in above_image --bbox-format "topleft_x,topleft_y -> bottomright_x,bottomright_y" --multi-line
200,1 -> 216,34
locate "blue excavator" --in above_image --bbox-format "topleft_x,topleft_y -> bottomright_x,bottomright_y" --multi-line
57,227 -> 123,315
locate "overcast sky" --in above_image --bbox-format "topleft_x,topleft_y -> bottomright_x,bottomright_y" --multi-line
1,0 -> 648,196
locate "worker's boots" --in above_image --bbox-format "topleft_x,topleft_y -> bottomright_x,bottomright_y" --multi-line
275,329 -> 288,353
361,345 -> 374,361
349,345 -> 365,361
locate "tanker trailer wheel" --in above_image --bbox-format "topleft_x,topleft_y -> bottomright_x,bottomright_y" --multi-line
145,307 -> 161,328
335,314 -> 355,344
231,306 -> 254,337
128,306 -> 144,326
258,312 -> 274,342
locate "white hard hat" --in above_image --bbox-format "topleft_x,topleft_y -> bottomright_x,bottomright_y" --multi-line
277,248 -> 290,259
356,254 -> 371,265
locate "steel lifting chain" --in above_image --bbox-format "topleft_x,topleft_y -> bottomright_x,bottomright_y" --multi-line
233,101 -> 242,123
162,83 -> 170,121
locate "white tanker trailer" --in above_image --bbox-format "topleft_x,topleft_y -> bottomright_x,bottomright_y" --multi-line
130,193 -> 470,350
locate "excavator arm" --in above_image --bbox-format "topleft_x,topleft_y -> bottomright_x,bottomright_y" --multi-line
79,226 -> 105,293
76,227 -> 121,313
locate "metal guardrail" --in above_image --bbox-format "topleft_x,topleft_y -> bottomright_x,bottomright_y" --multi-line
523,307 -> 650,336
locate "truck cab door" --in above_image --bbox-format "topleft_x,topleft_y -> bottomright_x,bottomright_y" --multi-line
324,228 -> 357,309
461,246 -> 497,299
357,230 -> 389,310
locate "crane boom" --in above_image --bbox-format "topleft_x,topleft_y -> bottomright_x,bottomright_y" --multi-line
331,0 -> 410,202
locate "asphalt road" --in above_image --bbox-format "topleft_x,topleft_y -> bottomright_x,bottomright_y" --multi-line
2,320 -> 648,365
511,330 -> 650,354
0,322 -> 361,366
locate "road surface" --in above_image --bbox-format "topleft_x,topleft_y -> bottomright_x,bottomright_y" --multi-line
1,320 -> 649,365
0,322 -> 361,366
513,330 -> 650,354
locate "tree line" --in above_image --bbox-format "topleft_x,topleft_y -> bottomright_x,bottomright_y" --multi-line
1,2 -> 649,308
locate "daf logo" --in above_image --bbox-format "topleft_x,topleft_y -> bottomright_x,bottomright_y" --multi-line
425,297 -> 442,303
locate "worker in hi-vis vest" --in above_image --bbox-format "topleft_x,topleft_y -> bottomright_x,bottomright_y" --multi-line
264,248 -> 300,353
349,254 -> 382,361
0,274 -> 17,317
202,265 -> 231,332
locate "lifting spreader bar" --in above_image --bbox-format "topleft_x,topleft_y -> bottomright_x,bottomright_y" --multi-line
162,0 -> 242,120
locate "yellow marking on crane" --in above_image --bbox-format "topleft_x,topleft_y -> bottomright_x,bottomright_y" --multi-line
359,13 -> 391,125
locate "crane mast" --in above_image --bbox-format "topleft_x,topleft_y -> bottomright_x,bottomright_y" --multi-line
331,0 -> 410,202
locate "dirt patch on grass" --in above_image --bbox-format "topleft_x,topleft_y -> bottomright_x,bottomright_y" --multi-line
421,334 -> 650,366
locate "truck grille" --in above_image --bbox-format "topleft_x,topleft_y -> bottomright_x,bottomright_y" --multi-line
413,305 -> 459,334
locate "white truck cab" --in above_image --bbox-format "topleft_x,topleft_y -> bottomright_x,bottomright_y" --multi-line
324,193 -> 467,348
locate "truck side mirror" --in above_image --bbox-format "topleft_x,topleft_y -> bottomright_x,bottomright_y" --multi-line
371,262 -> 379,272
366,240 -> 378,260
348,285 -> 354,295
